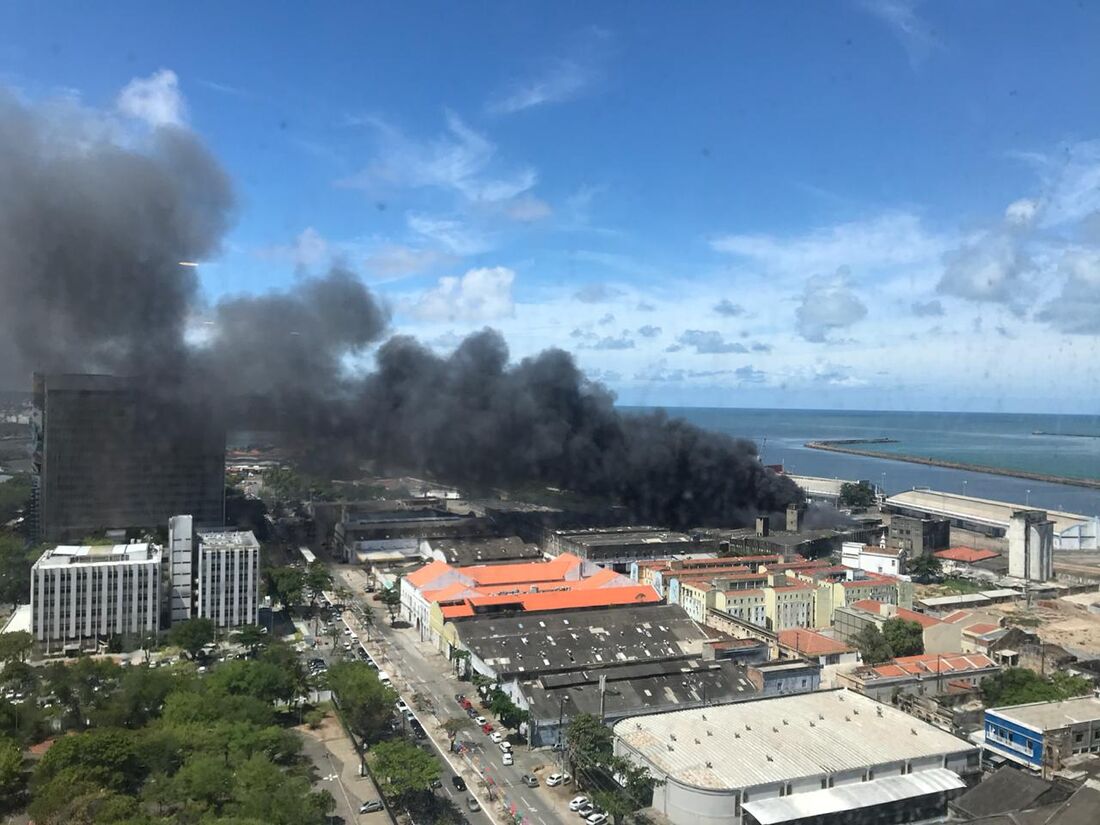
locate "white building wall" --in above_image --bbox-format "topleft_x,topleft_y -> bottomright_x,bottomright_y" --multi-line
168,514 -> 194,623
196,535 -> 260,628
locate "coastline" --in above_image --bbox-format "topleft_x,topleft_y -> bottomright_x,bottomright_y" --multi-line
804,440 -> 1100,491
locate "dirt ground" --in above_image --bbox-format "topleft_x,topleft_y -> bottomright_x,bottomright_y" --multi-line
995,596 -> 1100,655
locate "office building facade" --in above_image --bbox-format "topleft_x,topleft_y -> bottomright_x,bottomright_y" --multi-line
31,373 -> 224,542
30,543 -> 162,648
196,529 -> 261,628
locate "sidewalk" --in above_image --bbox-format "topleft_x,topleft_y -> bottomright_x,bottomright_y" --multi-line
299,714 -> 390,824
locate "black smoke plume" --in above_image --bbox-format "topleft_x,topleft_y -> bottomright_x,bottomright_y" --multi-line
0,87 -> 801,528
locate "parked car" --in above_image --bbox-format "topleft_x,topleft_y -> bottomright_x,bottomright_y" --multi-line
358,799 -> 384,813
502,751 -> 514,766
521,774 -> 539,788
546,772 -> 571,786
489,731 -> 503,744
452,776 -> 467,791
475,715 -> 487,726
568,796 -> 589,811
395,699 -> 409,712
429,778 -> 442,790
577,803 -> 596,817
480,722 -> 493,734
498,741 -> 512,753
466,707 -> 478,718
586,814 -> 608,825
466,795 -> 481,812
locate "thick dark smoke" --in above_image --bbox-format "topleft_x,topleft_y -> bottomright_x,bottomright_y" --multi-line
0,87 -> 801,528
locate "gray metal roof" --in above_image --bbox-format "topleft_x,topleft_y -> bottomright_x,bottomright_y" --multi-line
742,767 -> 965,824
457,603 -> 711,677
989,696 -> 1100,731
521,658 -> 757,722
614,689 -> 975,791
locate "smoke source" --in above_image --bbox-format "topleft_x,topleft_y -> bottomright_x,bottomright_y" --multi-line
0,86 -> 801,528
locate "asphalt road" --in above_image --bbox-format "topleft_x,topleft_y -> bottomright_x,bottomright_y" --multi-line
332,566 -> 574,825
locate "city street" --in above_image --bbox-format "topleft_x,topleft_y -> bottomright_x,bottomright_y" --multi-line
331,565 -> 578,825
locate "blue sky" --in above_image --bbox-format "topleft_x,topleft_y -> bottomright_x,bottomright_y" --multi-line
3,1 -> 1100,412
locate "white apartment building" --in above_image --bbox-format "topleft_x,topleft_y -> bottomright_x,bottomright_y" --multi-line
196,529 -> 260,628
31,543 -> 162,648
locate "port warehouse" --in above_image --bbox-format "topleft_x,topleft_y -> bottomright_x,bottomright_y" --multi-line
613,689 -> 978,825
884,489 -> 1090,539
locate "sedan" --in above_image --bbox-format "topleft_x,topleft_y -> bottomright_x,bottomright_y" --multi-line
452,776 -> 467,791
475,715 -> 487,726
480,723 -> 493,734
466,796 -> 481,812
466,707 -> 478,718
358,799 -> 384,813
586,814 -> 608,825
577,803 -> 596,818
502,752 -> 514,766
521,774 -> 539,788
568,796 -> 590,812
498,741 -> 512,754
489,731 -> 503,744
546,772 -> 570,786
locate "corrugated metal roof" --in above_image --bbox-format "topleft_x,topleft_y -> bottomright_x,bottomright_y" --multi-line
742,768 -> 965,824
614,690 -> 974,790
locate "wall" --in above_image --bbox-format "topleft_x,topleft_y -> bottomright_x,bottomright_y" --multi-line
984,710 -> 1043,769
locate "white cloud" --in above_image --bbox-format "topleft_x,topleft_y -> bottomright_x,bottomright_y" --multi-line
574,283 -> 625,303
857,0 -> 940,65
1037,248 -> 1100,334
363,245 -> 455,278
407,213 -> 491,255
796,271 -> 868,342
713,299 -> 745,317
1005,198 -> 1038,226
116,69 -> 186,127
346,110 -> 536,204
504,195 -> 553,223
256,226 -> 330,269
411,266 -> 515,322
676,330 -> 748,354
488,59 -> 591,114
810,362 -> 868,388
911,299 -> 944,317
712,212 -> 946,278
937,231 -> 1033,310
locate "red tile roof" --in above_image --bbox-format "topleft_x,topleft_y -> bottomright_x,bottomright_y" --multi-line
463,553 -> 582,585
404,559 -> 453,588
940,609 -> 975,624
871,652 -> 996,678
778,629 -> 853,656
963,622 -> 1000,636
934,546 -> 1000,563
439,584 -> 660,619
850,599 -> 942,628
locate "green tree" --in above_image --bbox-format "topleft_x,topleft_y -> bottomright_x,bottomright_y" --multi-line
592,789 -> 635,825
169,618 -> 216,660
881,618 -> 924,657
565,713 -> 613,781
327,661 -> 396,742
206,659 -> 295,705
0,736 -> 25,810
33,728 -> 144,794
304,562 -> 333,601
839,481 -> 877,508
489,689 -> 529,731
265,567 -> 306,610
369,739 -> 439,805
908,553 -> 943,581
854,624 -> 894,665
380,586 -> 401,625
0,531 -> 35,610
981,667 -> 1093,706
441,716 -> 470,740
233,624 -> 267,656
0,476 -> 32,524
0,630 -> 33,663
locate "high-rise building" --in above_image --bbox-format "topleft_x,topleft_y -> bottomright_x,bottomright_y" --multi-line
196,529 -> 260,628
31,373 -> 225,541
30,542 -> 162,650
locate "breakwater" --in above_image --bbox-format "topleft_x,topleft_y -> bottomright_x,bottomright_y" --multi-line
805,440 -> 1100,490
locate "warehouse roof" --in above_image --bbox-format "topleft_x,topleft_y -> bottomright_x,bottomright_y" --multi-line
428,536 -> 541,565
456,603 -> 709,676
613,690 -> 974,791
989,696 -> 1100,731
886,490 -> 1087,534
521,658 -> 757,722
743,768 -> 966,825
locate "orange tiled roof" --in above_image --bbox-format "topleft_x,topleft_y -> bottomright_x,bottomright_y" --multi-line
778,628 -> 853,656
462,553 -> 582,585
440,584 -> 659,619
404,559 -> 453,588
850,599 -> 942,628
872,652 -> 996,678
941,609 -> 976,624
963,622 -> 1000,636
934,546 -> 1000,563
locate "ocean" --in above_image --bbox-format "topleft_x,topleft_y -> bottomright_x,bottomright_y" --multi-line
624,407 -> 1100,517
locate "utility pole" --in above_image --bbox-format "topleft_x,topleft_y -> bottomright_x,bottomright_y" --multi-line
599,674 -> 607,723
558,696 -> 566,772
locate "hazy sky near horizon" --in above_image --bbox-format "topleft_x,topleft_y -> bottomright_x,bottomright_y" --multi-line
3,1 -> 1100,413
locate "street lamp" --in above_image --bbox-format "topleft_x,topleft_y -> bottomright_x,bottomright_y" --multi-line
962,480 -> 968,497
1026,489 -> 1031,507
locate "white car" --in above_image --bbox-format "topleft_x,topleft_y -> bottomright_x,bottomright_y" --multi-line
395,699 -> 409,712
489,731 -> 503,744
568,796 -> 589,812
502,751 -> 514,766
498,741 -> 512,754
546,772 -> 569,786
475,715 -> 487,726
586,814 -> 608,825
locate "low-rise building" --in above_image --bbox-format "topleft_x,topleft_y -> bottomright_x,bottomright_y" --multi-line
614,689 -> 979,825
426,535 -> 541,566
777,628 -> 859,668
333,508 -> 491,562
982,696 -> 1100,774
31,543 -> 162,649
888,514 -> 950,557
833,599 -> 963,654
837,652 -> 1000,701
841,541 -> 907,577
545,526 -> 701,569
745,659 -> 821,696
